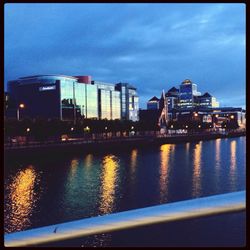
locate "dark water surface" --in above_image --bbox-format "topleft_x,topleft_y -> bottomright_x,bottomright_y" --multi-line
4,137 -> 246,246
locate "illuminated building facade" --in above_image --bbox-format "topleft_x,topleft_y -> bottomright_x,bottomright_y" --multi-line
147,96 -> 159,110
178,79 -> 201,108
197,92 -> 219,108
7,75 -> 139,121
115,83 -> 139,121
92,81 -> 121,120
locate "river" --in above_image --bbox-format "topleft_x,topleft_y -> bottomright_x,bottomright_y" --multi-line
4,136 -> 246,246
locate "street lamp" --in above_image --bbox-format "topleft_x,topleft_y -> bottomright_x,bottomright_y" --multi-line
26,127 -> 30,132
17,103 -> 25,121
71,127 -> 74,131
230,115 -> 234,119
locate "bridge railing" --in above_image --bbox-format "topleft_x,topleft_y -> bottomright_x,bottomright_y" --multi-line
4,191 -> 245,247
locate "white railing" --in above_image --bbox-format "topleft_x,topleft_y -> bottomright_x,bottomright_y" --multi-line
4,191 -> 245,247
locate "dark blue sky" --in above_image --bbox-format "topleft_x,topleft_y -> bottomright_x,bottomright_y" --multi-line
4,3 -> 245,109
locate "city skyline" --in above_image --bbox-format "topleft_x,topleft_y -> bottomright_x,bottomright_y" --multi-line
4,3 -> 246,109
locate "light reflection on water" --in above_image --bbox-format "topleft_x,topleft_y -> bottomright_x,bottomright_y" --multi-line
214,138 -> 221,191
99,155 -> 119,214
4,137 -> 245,236
192,141 -> 202,198
4,165 -> 40,233
159,144 -> 175,203
230,140 -> 237,191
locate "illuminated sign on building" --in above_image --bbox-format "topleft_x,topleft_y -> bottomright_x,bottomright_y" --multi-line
39,85 -> 56,91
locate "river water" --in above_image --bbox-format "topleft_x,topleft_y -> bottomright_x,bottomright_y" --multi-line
4,136 -> 246,246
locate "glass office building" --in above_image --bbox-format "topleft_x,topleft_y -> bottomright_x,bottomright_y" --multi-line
93,81 -> 121,120
178,79 -> 201,108
7,75 -> 138,121
116,83 -> 139,121
7,75 -> 98,121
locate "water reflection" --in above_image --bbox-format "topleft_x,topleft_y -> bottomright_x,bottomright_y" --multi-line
130,149 -> 138,180
185,142 -> 190,155
5,165 -> 40,232
99,155 -> 119,214
84,154 -> 93,168
69,159 -> 79,178
214,139 -> 221,191
192,142 -> 202,197
159,144 -> 174,203
230,140 -> 237,190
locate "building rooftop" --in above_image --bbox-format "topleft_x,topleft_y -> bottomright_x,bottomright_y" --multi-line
19,74 -> 77,80
148,96 -> 159,102
167,87 -> 179,93
182,79 -> 193,84
116,82 -> 137,90
200,92 -> 212,98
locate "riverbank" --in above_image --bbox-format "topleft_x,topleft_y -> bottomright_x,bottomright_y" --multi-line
4,129 -> 245,158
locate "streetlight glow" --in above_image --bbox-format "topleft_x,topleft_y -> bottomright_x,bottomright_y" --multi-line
19,103 -> 25,108
26,128 -> 30,132
230,115 -> 234,119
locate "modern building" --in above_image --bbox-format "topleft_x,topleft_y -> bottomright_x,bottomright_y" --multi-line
142,79 -> 245,130
147,96 -> 159,110
197,92 -> 219,108
147,79 -> 219,111
166,87 -> 179,110
178,79 -> 201,108
92,80 -> 121,120
115,83 -> 139,121
172,106 -> 245,128
7,75 -> 139,121
7,75 -> 98,121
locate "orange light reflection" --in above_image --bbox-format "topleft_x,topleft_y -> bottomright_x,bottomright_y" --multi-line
6,166 -> 39,232
159,144 -> 174,203
99,155 -> 119,214
192,142 -> 202,197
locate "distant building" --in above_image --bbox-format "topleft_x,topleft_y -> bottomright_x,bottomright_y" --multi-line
142,79 -> 245,130
178,79 -> 201,108
147,96 -> 159,110
166,87 -> 179,110
197,92 -> 219,108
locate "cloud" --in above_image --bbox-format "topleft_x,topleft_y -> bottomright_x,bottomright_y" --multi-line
4,3 -> 245,109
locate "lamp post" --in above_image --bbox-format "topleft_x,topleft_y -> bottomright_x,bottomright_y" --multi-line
17,103 -> 25,121
105,126 -> 108,139
26,127 -> 30,145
